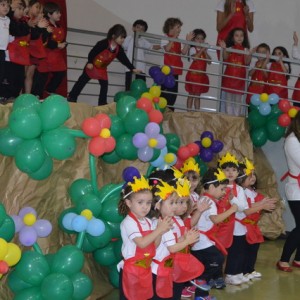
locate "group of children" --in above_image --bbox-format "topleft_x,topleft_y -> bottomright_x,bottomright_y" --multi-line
0,0 -> 66,103
117,153 -> 276,300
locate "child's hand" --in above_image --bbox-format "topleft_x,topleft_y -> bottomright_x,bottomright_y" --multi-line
185,228 -> 200,245
37,18 -> 49,29
86,63 -> 93,70
58,42 -> 67,49
47,26 -> 53,33
250,46 -> 257,55
231,203 -> 238,212
157,216 -> 173,233
197,197 -> 211,213
262,197 -> 277,212
186,31 -> 195,42
293,31 -> 299,46
218,40 -> 226,49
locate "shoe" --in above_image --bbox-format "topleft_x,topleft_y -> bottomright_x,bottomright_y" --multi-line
224,274 -> 242,285
190,279 -> 211,291
292,261 -> 300,268
181,287 -> 193,298
237,273 -> 250,283
244,273 -> 255,280
208,279 -> 215,288
186,285 -> 196,293
251,271 -> 262,278
194,296 -> 217,300
276,261 -> 292,272
214,277 -> 226,289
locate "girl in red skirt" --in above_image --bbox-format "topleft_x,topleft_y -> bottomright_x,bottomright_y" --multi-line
185,29 -> 211,111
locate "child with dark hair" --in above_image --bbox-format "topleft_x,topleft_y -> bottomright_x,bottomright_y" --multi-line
123,19 -> 160,90
68,24 -> 141,106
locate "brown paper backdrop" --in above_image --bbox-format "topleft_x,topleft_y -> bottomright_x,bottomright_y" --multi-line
0,103 -> 285,299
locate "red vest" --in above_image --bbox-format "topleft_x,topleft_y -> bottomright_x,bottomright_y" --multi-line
164,39 -> 183,75
292,78 -> 300,102
265,62 -> 288,98
7,35 -> 30,65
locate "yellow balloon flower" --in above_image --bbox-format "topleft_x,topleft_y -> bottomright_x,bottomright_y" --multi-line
81,209 -> 93,221
260,93 -> 269,102
158,97 -> 167,109
149,86 -> 161,98
141,92 -> 153,100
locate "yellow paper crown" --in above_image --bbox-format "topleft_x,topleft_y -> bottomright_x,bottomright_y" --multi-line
244,157 -> 255,176
171,167 -> 184,179
218,152 -> 239,167
154,181 -> 175,201
214,168 -> 227,182
176,178 -> 191,197
128,176 -> 152,192
181,158 -> 200,175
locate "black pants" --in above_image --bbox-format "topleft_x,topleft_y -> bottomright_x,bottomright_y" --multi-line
161,74 -> 178,111
280,201 -> 300,262
192,245 -> 225,297
32,70 -> 65,98
0,50 -> 6,97
125,72 -> 146,91
225,235 -> 247,275
2,62 -> 25,98
68,70 -> 108,106
243,242 -> 260,274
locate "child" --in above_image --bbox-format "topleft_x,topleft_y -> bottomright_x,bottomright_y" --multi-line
236,158 -> 276,280
246,43 -> 270,105
68,24 -> 141,106
160,17 -> 194,111
292,31 -> 300,107
24,0 -> 49,94
117,175 -> 173,300
123,19 -> 160,91
191,168 -> 238,298
217,152 -> 249,285
219,27 -> 252,116
0,0 -> 10,101
264,46 -> 291,99
32,1 -> 67,98
149,177 -> 200,300
185,28 -> 211,111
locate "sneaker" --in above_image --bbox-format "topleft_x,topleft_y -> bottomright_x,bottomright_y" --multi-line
181,287 -> 193,298
190,279 -> 211,291
251,271 -> 262,278
237,273 -> 250,283
225,274 -> 243,285
214,277 -> 226,289
244,273 -> 255,280
208,279 -> 215,288
186,285 -> 196,293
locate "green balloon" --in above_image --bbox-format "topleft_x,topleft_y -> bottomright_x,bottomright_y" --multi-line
101,150 -> 122,164
109,114 -> 125,138
115,133 -> 138,160
114,91 -> 128,103
116,95 -> 136,119
29,155 -> 53,180
97,183 -> 121,201
93,243 -> 117,266
51,245 -> 84,276
165,133 -> 181,149
0,127 -> 23,156
266,118 -> 286,142
15,139 -> 46,173
41,128 -> 76,160
13,94 -> 41,112
0,215 -> 15,241
15,251 -> 50,286
41,273 -> 74,300
112,238 -> 123,262
82,236 -> 98,253
58,207 -> 77,234
100,194 -> 123,223
9,107 -> 42,139
106,221 -> 121,239
7,271 -> 33,293
251,127 -> 268,147
267,104 -> 283,121
108,265 -> 119,288
249,103 -> 259,112
247,109 -> 267,130
124,108 -> 149,134
130,79 -> 148,96
14,287 -> 43,300
71,272 -> 93,300
195,157 -> 208,177
76,193 -> 102,217
149,148 -> 161,162
86,225 -> 112,249
0,204 -> 6,226
39,95 -> 71,131
68,179 -> 93,204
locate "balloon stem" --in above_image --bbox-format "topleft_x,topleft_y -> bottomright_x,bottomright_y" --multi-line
100,183 -> 123,204
89,154 -> 98,194
146,165 -> 155,178
61,128 -> 89,138
32,243 -> 43,255
76,232 -> 86,249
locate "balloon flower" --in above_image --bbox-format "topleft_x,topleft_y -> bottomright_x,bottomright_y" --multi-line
277,100 -> 300,127
196,131 -> 224,163
149,65 -> 176,89
133,122 -> 166,162
0,203 -> 15,242
150,146 -> 177,170
12,207 -> 52,247
250,93 -> 280,116
0,238 -> 21,279
82,113 -> 116,156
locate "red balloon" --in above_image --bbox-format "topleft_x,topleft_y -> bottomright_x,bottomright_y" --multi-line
82,117 -> 101,137
95,113 -> 111,128
89,137 -> 106,156
104,137 -> 116,153
137,97 -> 153,113
177,146 -> 190,161
174,157 -> 183,169
187,143 -> 200,156
278,113 -> 291,127
148,109 -> 163,124
278,99 -> 291,113
0,261 -> 9,274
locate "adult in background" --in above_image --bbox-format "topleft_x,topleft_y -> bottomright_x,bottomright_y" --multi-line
277,112 -> 300,272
